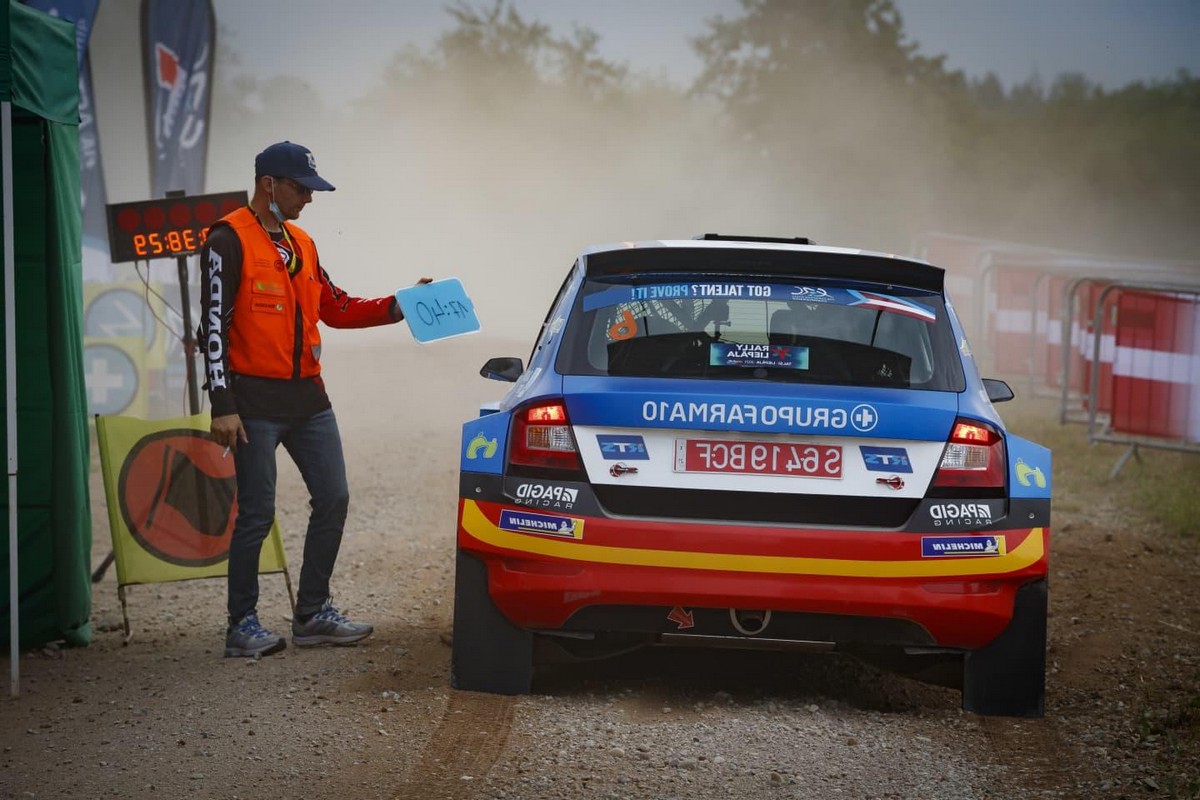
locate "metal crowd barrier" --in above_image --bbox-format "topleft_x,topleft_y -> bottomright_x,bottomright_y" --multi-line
1085,281 -> 1200,477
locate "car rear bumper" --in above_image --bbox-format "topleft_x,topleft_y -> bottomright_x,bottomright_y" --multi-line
457,498 -> 1049,650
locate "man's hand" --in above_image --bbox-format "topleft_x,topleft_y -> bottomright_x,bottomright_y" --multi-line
211,413 -> 248,452
390,278 -> 436,322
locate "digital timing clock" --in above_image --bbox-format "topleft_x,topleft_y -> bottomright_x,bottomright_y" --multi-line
105,191 -> 248,263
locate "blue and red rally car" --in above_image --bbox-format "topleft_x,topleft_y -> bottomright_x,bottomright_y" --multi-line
453,235 -> 1051,717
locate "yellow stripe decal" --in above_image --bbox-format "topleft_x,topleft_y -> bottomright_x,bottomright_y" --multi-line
461,500 -> 1044,578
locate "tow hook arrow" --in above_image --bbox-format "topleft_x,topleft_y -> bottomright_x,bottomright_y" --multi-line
876,475 -> 905,490
667,606 -> 694,630
609,462 -> 638,477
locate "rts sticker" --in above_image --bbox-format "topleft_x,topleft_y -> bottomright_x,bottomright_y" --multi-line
597,434 -> 649,460
921,535 -> 1006,557
859,446 -> 912,473
498,509 -> 584,540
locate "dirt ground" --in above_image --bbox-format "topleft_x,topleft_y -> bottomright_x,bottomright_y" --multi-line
2,337 -> 1198,800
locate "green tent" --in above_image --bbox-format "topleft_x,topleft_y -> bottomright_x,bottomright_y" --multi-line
0,0 -> 93,681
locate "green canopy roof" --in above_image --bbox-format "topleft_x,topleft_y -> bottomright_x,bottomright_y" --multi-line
0,0 -> 78,124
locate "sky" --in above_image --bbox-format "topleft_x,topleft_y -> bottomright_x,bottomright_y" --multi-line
215,0 -> 1200,102
82,0 -> 1200,343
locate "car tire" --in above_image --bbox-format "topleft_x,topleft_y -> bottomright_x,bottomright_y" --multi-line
450,549 -> 534,695
962,578 -> 1047,717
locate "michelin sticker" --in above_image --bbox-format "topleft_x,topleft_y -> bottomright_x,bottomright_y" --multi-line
499,509 -> 584,540
921,535 -> 1006,557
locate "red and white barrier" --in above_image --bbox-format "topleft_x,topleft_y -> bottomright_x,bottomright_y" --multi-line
1111,290 -> 1200,443
913,234 -> 1200,457
991,268 -> 1041,375
1039,275 -> 1068,390
1079,281 -> 1119,418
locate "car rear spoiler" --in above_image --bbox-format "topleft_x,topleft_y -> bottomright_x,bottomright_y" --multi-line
583,247 -> 945,294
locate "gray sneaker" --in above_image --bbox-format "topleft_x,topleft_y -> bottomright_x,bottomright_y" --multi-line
292,599 -> 373,647
224,612 -> 287,657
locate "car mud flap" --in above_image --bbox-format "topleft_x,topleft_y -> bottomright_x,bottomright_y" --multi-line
962,578 -> 1047,718
451,550 -> 534,695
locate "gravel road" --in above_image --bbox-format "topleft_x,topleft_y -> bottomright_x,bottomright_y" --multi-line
2,337 -> 1197,800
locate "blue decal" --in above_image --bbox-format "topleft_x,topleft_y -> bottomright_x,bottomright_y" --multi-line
859,446 -> 913,473
582,282 -> 936,322
710,343 -> 808,370
596,434 -> 649,460
1007,435 -> 1052,499
143,0 -> 216,198
921,535 -> 1005,557
560,378 -> 960,439
460,411 -> 509,474
498,509 -> 584,539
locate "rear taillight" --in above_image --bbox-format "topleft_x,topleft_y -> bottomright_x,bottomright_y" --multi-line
932,418 -> 1006,488
509,400 -> 582,471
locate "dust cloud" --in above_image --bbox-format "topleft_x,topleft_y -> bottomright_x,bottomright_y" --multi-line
89,1 -> 1193,354
200,69 -> 937,345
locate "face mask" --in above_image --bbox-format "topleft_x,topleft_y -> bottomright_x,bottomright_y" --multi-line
268,178 -> 285,223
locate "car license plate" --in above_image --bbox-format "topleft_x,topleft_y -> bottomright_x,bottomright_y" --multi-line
674,439 -> 843,478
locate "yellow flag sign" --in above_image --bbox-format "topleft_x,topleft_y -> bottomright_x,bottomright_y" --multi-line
96,412 -> 288,587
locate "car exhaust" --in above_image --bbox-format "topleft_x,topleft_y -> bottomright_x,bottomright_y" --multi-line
730,608 -> 771,636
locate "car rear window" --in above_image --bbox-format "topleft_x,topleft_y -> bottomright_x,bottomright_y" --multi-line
557,275 -> 966,391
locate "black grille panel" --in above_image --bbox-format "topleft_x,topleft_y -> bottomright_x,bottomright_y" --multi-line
592,485 -> 918,527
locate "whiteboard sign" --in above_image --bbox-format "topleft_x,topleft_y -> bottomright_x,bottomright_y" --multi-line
394,278 -> 480,343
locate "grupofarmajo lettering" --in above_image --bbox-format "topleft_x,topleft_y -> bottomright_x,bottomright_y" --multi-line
643,400 -> 850,430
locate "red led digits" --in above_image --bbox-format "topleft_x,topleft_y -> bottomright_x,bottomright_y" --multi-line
107,191 -> 248,263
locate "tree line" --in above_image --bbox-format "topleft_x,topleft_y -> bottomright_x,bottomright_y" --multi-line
211,0 -> 1199,270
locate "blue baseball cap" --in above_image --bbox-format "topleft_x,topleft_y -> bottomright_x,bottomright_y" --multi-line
254,141 -> 335,191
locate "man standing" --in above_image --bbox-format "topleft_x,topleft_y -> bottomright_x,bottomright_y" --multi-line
201,141 -> 428,657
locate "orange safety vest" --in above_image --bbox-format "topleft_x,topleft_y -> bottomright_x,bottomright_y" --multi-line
217,206 -> 324,380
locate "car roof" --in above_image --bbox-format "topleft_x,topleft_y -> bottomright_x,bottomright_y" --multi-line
580,240 -> 945,294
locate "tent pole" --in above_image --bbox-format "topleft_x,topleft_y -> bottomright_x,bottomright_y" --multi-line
3,100 -> 20,698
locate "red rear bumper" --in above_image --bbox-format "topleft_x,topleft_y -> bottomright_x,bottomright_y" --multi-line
457,498 -> 1049,650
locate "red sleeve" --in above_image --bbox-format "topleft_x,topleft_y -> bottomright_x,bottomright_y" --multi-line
317,264 -> 400,329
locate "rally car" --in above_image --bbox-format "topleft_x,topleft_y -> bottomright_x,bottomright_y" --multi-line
453,235 -> 1051,717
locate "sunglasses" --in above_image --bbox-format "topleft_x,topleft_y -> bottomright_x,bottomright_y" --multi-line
274,176 -> 314,196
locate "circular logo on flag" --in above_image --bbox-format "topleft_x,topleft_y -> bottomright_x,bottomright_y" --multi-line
117,429 -> 237,567
84,343 -> 140,415
85,288 -> 156,350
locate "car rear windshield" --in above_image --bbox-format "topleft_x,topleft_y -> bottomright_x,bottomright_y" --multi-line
557,275 -> 966,391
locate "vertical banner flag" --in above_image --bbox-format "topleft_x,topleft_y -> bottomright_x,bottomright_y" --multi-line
95,412 -> 288,587
141,0 -> 216,197
25,0 -> 112,281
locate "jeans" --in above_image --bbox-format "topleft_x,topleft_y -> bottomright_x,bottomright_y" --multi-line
227,408 -> 349,624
